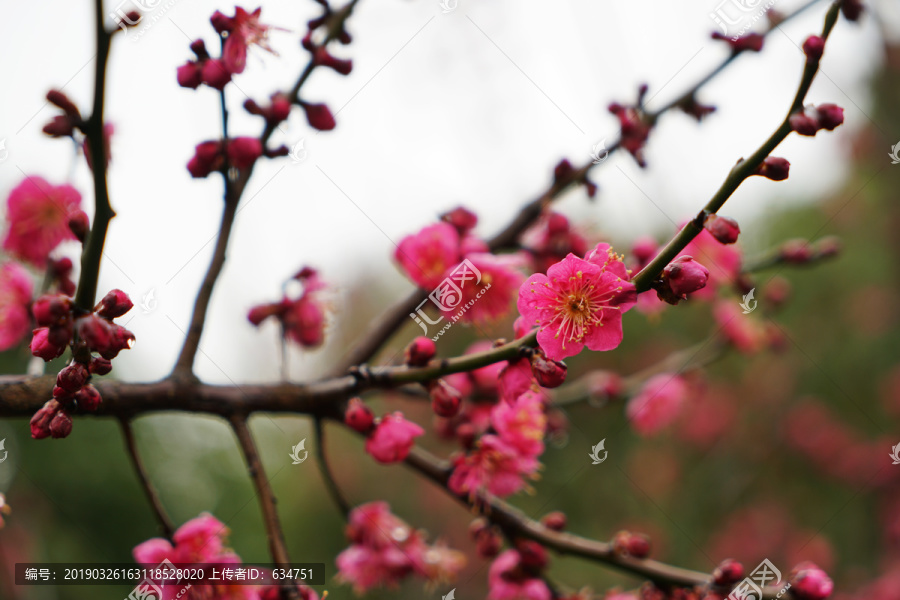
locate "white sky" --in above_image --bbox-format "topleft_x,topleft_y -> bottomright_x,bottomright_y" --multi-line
0,0 -> 893,386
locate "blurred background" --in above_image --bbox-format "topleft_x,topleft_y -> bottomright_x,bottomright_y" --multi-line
1,0 -> 900,598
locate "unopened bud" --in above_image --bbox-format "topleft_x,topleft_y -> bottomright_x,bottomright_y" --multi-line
704,214 -> 741,244
344,398 -> 375,434
95,289 -> 133,319
405,336 -> 436,367
429,379 -> 462,418
530,351 -> 567,388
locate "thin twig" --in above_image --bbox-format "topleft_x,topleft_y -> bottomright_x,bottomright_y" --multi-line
230,416 -> 299,600
119,418 -> 175,539
313,417 -> 351,518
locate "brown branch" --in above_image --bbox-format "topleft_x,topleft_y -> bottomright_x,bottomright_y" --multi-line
313,417 -> 351,518
119,418 -> 175,539
230,416 -> 299,600
631,1 -> 843,293
74,0 -> 114,312
330,0 -> 828,376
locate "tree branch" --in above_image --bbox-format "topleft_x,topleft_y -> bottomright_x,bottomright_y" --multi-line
313,417 -> 351,518
119,418 -> 175,539
230,416 -> 299,600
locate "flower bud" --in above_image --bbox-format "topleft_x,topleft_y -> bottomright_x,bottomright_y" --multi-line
626,533 -> 651,558
541,511 -> 567,531
704,214 -> 740,244
95,289 -> 133,319
841,0 -> 863,21
49,409 -> 73,439
90,357 -> 113,376
30,400 -> 60,439
43,115 -> 76,138
68,210 -> 90,243
210,11 -> 234,33
76,315 -> 113,353
405,336 -> 436,367
815,103 -> 844,131
429,379 -> 462,418
789,113 -> 820,136
227,137 -> 263,169
187,141 -> 224,178
75,384 -> 102,411
789,562 -> 833,600
248,302 -> 283,326
516,541 -> 549,571
313,47 -> 353,75
712,559 -> 744,586
814,235 -> 841,258
344,398 -> 375,434
99,324 -> 135,359
780,239 -> 812,264
47,90 -> 81,118
802,35 -> 825,62
712,32 -> 764,53
529,351 -> 567,388
200,59 -> 232,90
587,370 -> 623,402
300,102 -> 336,131
56,363 -> 89,393
189,39 -> 210,59
177,62 -> 203,89
31,327 -> 67,361
663,255 -> 709,298
32,295 -> 71,327
441,207 -> 478,234
755,156 -> 791,181
475,528 -> 501,558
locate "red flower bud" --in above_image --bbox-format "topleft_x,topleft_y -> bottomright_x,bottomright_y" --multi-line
201,59 -> 232,90
429,379 -> 462,418
210,10 -> 234,33
541,511 -> 567,531
530,351 -> 567,388
42,115 -> 76,138
516,540 -> 548,571
46,90 -> 81,118
248,302 -> 284,326
300,102 -> 336,131
269,94 -> 292,123
95,289 -> 133,319
99,324 -> 135,359
187,141 -> 225,178
790,112 -> 820,136
68,210 -> 90,243
789,562 -> 833,600
755,156 -> 791,181
712,559 -> 744,586
76,315 -> 113,353
56,363 -> 89,393
840,0 -> 863,21
30,400 -> 60,439
313,47 -> 352,75
32,295 -> 71,327
344,398 -> 375,434
704,214 -> 740,244
405,336 -> 436,367
780,239 -> 812,263
49,409 -> 73,439
90,357 -> 113,376
802,35 -> 825,62
663,255 -> 709,298
815,103 -> 844,131
815,235 -> 841,258
177,61 -> 204,89
712,32 -> 764,53
475,528 -> 501,558
440,206 -> 478,234
189,39 -> 209,59
31,328 -> 67,361
75,384 -> 102,411
626,533 -> 651,558
227,137 -> 263,169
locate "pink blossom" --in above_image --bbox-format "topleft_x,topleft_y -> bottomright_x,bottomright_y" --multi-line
517,243 -> 636,361
713,301 -> 767,353
488,550 -> 551,600
499,357 -> 538,403
0,262 -> 33,351
171,512 -> 228,562
491,390 -> 547,458
395,222 -> 462,290
365,412 -> 424,464
443,253 -> 524,324
626,374 -> 687,436
249,267 -> 327,348
216,8 -> 277,75
449,434 -> 539,499
466,340 -> 506,393
336,543 -> 418,593
3,177 -> 82,267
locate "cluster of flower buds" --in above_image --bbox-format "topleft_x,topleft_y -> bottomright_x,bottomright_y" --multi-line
703,214 -> 740,245
612,530 -> 652,559
187,138 -> 264,178
30,289 -> 134,439
711,32 -> 764,53
48,257 -> 77,296
789,104 -> 844,136
656,255 -> 710,304
609,85 -> 653,167
754,156 -> 791,181
469,518 -> 502,558
521,211 -> 589,274
553,159 -> 598,198
42,90 -> 84,138
243,93 -> 292,126
248,266 -> 327,348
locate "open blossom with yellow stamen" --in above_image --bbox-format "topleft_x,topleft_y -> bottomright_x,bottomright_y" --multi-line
516,243 -> 636,361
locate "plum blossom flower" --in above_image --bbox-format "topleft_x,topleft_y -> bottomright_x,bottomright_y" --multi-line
442,252 -> 525,324
336,502 -> 465,593
213,7 -> 278,75
3,176 -> 82,267
448,434 -> 540,499
365,412 -> 424,464
491,390 -> 546,458
248,267 -> 327,348
395,222 -> 461,290
626,374 -> 688,436
488,549 -> 551,600
0,262 -> 33,351
517,243 -> 636,361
